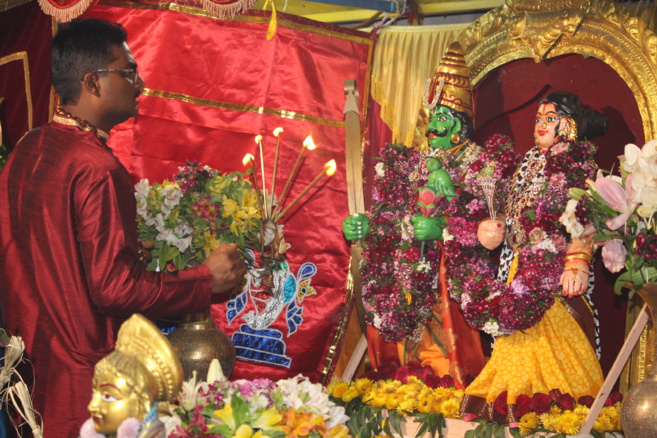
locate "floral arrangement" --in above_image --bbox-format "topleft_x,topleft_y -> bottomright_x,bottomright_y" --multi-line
360,143 -> 441,343
164,370 -> 351,438
561,140 -> 657,297
328,362 -> 622,438
135,161 -> 261,271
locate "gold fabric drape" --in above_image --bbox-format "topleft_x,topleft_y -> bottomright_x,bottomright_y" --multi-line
370,23 -> 469,147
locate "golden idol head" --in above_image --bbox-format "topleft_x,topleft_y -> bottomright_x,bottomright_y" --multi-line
88,352 -> 153,435
87,314 -> 183,436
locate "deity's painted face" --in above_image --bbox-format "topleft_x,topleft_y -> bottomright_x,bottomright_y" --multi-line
426,105 -> 461,151
88,366 -> 145,436
534,102 -> 562,150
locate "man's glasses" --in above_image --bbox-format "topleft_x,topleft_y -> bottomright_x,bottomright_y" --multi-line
88,68 -> 140,84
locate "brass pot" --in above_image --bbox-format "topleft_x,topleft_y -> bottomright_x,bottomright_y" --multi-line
620,283 -> 657,437
167,310 -> 236,382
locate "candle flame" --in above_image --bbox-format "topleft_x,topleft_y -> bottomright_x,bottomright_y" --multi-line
273,127 -> 284,137
325,160 -> 337,176
303,135 -> 316,150
254,135 -> 263,144
242,153 -> 254,165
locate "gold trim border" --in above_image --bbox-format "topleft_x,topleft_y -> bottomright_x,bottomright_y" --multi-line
0,51 -> 33,133
144,88 -> 345,128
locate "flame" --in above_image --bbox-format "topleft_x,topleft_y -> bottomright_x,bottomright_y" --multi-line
242,153 -> 254,165
303,135 -> 316,150
254,135 -> 263,144
273,127 -> 284,137
324,159 -> 337,176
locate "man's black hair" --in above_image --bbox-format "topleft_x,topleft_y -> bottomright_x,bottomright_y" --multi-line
52,18 -> 127,105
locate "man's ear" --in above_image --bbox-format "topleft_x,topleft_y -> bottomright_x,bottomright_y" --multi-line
81,72 -> 101,98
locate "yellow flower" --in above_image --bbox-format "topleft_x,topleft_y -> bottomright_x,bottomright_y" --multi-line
384,392 -> 404,410
234,424 -> 270,438
518,412 -> 539,437
325,424 -> 351,438
553,410 -> 583,435
214,403 -> 236,429
330,382 -> 350,399
252,407 -> 283,431
539,412 -> 559,432
439,397 -> 461,419
202,229 -> 221,256
341,387 -> 360,403
354,378 -> 373,395
395,397 -> 417,413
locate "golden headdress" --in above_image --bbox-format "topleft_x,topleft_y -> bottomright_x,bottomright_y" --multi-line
424,41 -> 474,119
111,314 -> 183,402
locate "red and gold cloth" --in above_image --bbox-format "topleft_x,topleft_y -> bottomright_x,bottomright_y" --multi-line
84,3 -> 374,383
0,122 -> 213,438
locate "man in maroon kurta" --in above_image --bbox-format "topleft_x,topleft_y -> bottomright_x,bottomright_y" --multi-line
0,19 -> 246,437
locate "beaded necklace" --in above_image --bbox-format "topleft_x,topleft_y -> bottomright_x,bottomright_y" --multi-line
53,108 -> 110,142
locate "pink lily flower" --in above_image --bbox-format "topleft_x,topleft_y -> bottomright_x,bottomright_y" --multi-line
594,171 -> 637,230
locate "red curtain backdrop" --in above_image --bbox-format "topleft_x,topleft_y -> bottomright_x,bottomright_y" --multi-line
472,54 -> 642,377
84,3 -> 373,383
0,1 -> 52,148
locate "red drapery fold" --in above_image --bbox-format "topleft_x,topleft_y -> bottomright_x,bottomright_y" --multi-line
84,3 -> 374,383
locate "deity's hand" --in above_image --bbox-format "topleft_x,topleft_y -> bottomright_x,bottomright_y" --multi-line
342,213 -> 370,241
560,259 -> 590,298
427,169 -> 456,200
412,214 -> 445,241
203,243 -> 248,294
477,215 -> 506,250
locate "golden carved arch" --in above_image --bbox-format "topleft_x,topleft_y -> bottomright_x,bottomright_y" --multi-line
461,0 -> 657,142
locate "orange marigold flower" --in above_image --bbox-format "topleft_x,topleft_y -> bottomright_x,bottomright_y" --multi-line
279,408 -> 326,438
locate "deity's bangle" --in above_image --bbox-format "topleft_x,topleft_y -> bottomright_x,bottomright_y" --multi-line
564,257 -> 590,266
564,252 -> 592,263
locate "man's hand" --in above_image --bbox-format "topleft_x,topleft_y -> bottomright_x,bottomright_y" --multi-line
343,213 -> 370,241
412,214 -> 444,241
202,243 -> 247,294
560,259 -> 589,298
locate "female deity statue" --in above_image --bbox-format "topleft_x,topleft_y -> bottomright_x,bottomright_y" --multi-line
80,314 -> 183,438
343,43 -> 518,387
458,91 -> 607,423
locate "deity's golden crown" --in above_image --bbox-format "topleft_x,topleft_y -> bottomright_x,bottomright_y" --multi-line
425,41 -> 474,119
114,314 -> 183,401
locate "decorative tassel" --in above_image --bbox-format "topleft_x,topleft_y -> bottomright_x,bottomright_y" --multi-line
263,0 -> 277,41
0,337 -> 24,387
7,381 -> 43,438
0,336 -> 43,438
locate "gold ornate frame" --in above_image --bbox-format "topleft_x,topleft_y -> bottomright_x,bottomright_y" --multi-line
459,0 -> 656,391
